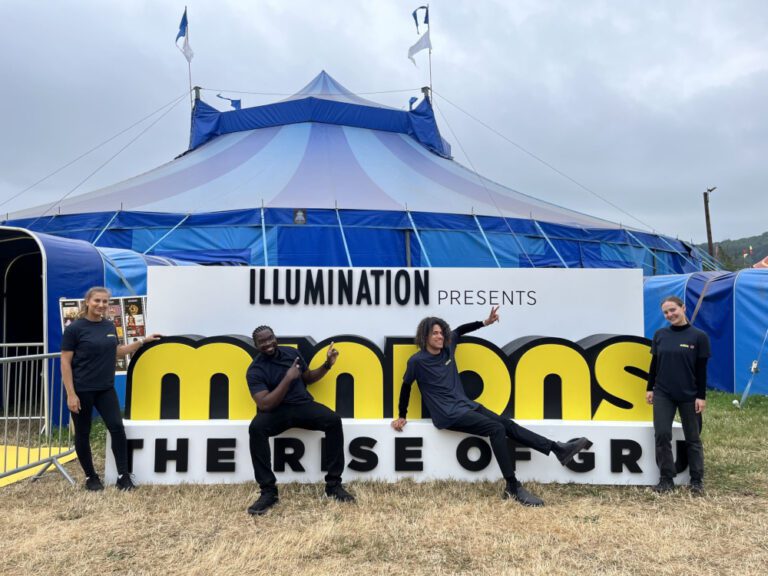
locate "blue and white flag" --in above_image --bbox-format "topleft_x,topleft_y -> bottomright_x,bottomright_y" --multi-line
176,8 -> 194,63
408,29 -> 432,65
412,6 -> 429,34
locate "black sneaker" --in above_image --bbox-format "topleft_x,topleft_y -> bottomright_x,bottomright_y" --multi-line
504,482 -> 544,507
690,480 -> 704,496
247,491 -> 279,515
85,475 -> 104,492
553,437 -> 593,466
324,483 -> 356,502
652,478 -> 675,493
116,473 -> 137,492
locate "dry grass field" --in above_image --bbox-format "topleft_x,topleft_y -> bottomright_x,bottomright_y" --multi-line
2,392 -> 766,576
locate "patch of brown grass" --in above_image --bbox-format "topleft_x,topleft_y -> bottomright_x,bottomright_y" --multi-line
2,392 -> 767,576
3,474 -> 766,575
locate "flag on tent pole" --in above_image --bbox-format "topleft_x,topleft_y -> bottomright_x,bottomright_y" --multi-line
408,29 -> 432,65
217,94 -> 242,110
176,7 -> 194,63
412,6 -> 429,34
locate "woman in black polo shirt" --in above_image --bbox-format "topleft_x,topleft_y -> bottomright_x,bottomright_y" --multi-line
61,287 -> 159,491
646,295 -> 710,495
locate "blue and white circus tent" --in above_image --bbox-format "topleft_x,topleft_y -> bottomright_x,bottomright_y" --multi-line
3,72 -> 702,274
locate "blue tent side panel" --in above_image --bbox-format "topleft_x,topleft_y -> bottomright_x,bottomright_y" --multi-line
38,233 -> 106,353
642,274 -> 690,338
36,233 -> 105,424
734,270 -> 768,396
685,272 -> 735,393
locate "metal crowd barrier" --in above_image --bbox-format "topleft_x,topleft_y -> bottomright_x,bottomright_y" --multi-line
0,348 -> 75,485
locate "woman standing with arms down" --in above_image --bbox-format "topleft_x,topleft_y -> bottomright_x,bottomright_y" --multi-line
61,287 -> 160,491
646,296 -> 710,495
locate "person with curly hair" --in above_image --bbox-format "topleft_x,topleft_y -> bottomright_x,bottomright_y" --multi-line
391,307 -> 592,506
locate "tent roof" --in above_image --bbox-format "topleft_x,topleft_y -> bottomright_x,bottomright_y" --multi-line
8,71 -> 622,230
279,70 -> 397,108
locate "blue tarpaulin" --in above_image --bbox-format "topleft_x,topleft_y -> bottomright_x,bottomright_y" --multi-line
644,270 -> 768,396
5,208 -> 700,273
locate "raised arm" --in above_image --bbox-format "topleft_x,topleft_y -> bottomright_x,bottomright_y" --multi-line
302,342 -> 339,384
454,306 -> 500,337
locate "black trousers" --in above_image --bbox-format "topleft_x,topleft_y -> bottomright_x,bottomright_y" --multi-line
248,401 -> 345,493
70,387 -> 129,477
653,394 -> 704,482
447,405 -> 553,482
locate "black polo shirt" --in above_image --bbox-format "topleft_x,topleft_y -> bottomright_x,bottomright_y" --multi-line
398,321 -> 484,429
651,324 -> 711,402
246,346 -> 312,406
61,318 -> 118,392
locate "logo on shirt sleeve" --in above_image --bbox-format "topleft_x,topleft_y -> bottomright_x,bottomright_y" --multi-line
679,343 -> 694,349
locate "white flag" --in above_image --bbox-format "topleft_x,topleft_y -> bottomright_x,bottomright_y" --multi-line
181,35 -> 194,63
408,29 -> 432,65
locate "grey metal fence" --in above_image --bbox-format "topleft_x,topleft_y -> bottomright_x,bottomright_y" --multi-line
0,349 -> 75,485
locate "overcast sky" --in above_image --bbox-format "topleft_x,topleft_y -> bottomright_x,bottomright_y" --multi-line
0,0 -> 765,244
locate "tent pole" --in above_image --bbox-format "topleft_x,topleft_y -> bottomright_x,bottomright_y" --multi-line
427,3 -> 432,93
92,211 -> 120,246
260,206 -> 269,266
142,214 -> 190,255
655,234 -> 700,272
335,207 -> 353,267
624,229 -> 670,275
498,216 -> 535,268
691,245 -> 720,271
405,230 -> 412,267
406,210 -> 431,267
532,220 -> 568,268
473,214 -> 501,268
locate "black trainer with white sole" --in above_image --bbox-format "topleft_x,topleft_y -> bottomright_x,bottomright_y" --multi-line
116,474 -> 137,491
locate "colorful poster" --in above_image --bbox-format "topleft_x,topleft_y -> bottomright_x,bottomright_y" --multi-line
124,297 -> 146,340
60,299 -> 80,330
108,298 -> 128,372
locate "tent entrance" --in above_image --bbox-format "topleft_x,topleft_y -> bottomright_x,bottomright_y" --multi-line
0,229 -> 45,422
0,230 -> 44,354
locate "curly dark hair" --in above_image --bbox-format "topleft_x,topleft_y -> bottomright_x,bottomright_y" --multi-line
415,317 -> 451,351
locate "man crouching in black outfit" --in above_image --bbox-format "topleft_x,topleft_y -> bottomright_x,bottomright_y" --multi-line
246,325 -> 355,515
391,307 -> 592,507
